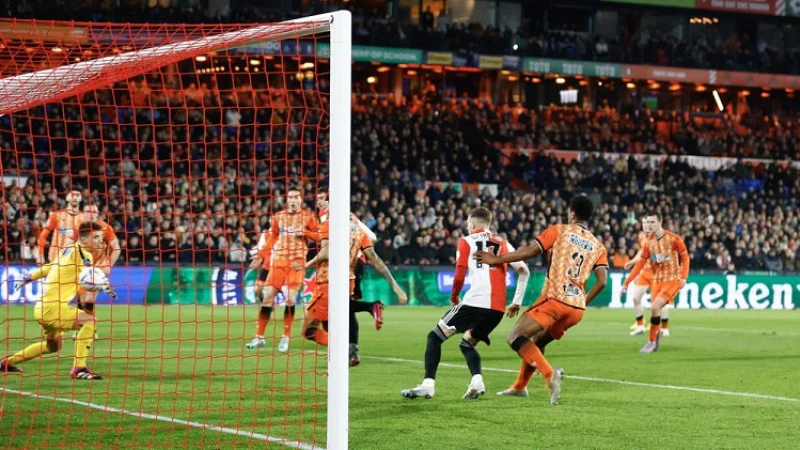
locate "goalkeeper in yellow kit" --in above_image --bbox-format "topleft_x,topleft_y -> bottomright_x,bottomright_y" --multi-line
1,221 -> 116,380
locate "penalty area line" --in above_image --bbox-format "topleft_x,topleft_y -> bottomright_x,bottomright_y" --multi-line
364,356 -> 800,404
0,387 -> 323,450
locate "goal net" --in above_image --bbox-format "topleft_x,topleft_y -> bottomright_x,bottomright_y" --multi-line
0,12 -> 351,449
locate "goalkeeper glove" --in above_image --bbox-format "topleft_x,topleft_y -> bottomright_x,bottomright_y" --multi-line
14,272 -> 32,292
103,284 -> 118,300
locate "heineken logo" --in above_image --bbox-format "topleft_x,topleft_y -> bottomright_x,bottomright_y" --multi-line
608,273 -> 798,310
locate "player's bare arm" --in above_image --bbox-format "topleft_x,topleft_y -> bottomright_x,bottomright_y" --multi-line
585,266 -> 609,306
507,263 -> 531,318
107,237 -> 121,271
363,247 -> 408,304
475,242 -> 542,266
624,250 -> 642,270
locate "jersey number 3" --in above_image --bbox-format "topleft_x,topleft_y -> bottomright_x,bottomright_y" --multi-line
476,241 -> 501,268
567,252 -> 585,279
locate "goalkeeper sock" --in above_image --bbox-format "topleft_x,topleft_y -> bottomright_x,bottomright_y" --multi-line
283,306 -> 295,337
7,342 -> 49,365
256,306 -> 271,337
74,322 -> 96,368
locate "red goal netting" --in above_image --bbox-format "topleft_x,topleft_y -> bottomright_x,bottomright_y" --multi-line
0,17 -> 334,449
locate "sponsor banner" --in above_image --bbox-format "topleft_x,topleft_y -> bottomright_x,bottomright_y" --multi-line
695,0 -> 779,15
608,273 -> 799,310
0,22 -> 89,43
523,58 -> 622,78
351,46 -> 423,64
1,265 -> 150,305
602,0 -> 695,6
502,55 -> 521,71
479,55 -> 503,70
359,268 -> 797,310
426,51 -> 453,65
4,266 -> 796,310
622,64 -> 709,84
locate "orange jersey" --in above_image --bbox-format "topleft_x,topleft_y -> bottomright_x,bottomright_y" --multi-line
262,209 -> 319,266
639,231 -> 689,283
41,209 -> 83,262
315,217 -> 373,284
536,224 -> 609,309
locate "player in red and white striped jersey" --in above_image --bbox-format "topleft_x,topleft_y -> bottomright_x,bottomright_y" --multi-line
401,206 -> 530,400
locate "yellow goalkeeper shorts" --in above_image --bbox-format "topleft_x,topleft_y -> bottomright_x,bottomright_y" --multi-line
34,303 -> 78,335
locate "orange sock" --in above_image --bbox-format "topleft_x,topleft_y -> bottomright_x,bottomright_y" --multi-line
314,328 -> 328,346
649,322 -> 661,343
256,306 -> 270,336
283,306 -> 295,337
636,316 -> 644,326
661,319 -> 669,330
513,361 -> 536,390
518,341 -> 552,379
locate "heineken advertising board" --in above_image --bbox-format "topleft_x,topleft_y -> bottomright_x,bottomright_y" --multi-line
2,265 -> 796,310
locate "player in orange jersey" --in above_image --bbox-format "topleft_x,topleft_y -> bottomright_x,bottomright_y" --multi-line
74,205 -> 121,312
626,217 -> 663,336
38,190 -> 83,264
246,185 -> 319,352
316,187 -> 384,366
476,195 -> 608,404
622,212 -> 690,354
300,214 -> 407,347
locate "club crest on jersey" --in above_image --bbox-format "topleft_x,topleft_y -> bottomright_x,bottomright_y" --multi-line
279,226 -> 296,234
59,227 -> 74,237
568,234 -> 594,251
650,253 -> 672,263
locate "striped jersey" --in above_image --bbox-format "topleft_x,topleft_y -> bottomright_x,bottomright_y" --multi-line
455,229 -> 526,312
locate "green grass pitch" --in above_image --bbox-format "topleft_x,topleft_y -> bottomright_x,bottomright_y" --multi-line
2,305 -> 799,449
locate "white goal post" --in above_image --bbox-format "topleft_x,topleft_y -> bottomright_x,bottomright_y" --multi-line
289,10 -> 354,450
324,9 -> 353,450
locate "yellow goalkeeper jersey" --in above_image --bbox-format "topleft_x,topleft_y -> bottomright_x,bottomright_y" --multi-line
29,242 -> 94,307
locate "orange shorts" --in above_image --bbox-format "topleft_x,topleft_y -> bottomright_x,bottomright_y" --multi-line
266,263 -> 304,291
525,297 -> 585,340
633,269 -> 654,288
306,280 -> 355,322
651,281 -> 682,304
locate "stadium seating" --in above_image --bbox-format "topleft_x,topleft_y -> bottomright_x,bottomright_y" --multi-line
4,3 -> 799,75
2,82 -> 799,272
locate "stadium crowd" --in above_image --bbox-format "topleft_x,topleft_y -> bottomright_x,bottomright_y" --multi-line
1,77 -> 800,273
4,1 -> 800,75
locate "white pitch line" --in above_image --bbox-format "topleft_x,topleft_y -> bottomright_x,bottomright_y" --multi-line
600,321 -> 800,337
363,356 -> 800,404
1,387 -> 323,450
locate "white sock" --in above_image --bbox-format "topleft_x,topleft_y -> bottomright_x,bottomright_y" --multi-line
422,378 -> 435,387
471,374 -> 484,385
